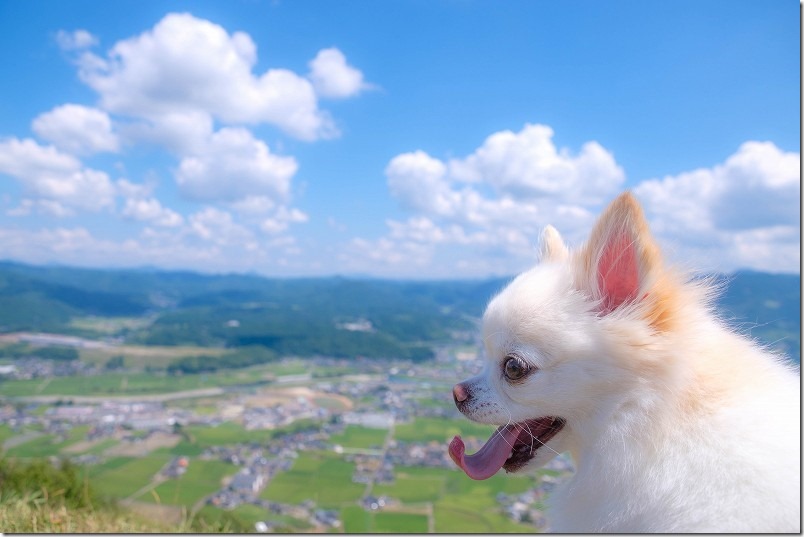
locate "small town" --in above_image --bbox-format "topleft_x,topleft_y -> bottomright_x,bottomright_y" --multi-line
0,334 -> 575,532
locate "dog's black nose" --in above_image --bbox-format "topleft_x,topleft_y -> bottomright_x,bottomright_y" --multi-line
453,382 -> 469,403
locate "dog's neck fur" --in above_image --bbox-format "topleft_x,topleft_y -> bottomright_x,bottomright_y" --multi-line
546,288 -> 799,532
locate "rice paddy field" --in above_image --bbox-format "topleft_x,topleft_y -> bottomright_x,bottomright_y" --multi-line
329,425 -> 388,450
1,351 -> 550,533
137,459 -> 238,506
260,451 -> 366,508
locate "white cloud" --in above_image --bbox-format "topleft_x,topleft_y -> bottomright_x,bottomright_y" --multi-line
32,104 -> 119,155
188,206 -> 254,246
229,195 -> 277,216
119,110 -> 214,155
260,206 -> 308,235
308,47 -> 372,99
353,126 -> 801,278
7,199 -> 75,218
374,124 -> 617,275
348,236 -> 433,268
448,124 -> 624,203
0,224 -> 250,273
386,124 -> 622,228
75,12 -> 348,140
176,127 -> 298,203
116,178 -> 154,199
121,197 -> 183,227
0,138 -> 115,212
386,150 -> 453,215
635,140 -> 800,273
56,29 -> 98,50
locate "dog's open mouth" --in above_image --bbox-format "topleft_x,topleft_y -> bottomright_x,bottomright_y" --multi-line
448,417 -> 565,480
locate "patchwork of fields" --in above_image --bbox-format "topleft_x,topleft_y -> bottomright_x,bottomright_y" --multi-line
0,347 -> 570,532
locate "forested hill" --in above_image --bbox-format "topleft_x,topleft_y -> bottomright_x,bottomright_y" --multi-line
0,261 -> 798,364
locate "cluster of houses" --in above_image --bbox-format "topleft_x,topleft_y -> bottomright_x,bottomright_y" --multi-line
202,429 -> 345,531
203,444 -> 296,509
0,357 -> 95,380
41,400 -> 192,441
2,345 -> 575,532
241,399 -> 328,431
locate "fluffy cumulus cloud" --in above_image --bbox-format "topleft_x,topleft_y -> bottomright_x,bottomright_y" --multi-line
119,110 -> 214,155
448,124 -> 624,204
0,12 -> 373,272
188,207 -> 253,245
32,104 -> 119,155
73,13 -> 367,141
260,206 -> 309,235
176,127 -> 298,203
386,124 -> 623,226
350,125 -> 800,277
308,48 -> 372,99
386,151 -> 453,216
635,141 -> 800,273
121,197 -> 183,227
0,137 -> 116,214
359,123 -> 620,276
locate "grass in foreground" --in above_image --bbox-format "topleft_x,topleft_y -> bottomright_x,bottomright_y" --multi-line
0,493 -> 171,533
0,454 -> 247,533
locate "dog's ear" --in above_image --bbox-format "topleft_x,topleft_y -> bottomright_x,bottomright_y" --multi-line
577,192 -> 673,325
539,225 -> 569,263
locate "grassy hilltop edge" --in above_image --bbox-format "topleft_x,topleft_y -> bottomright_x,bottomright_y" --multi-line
0,455 -> 247,532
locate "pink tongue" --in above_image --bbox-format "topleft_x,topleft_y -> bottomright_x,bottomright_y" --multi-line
448,424 -> 522,480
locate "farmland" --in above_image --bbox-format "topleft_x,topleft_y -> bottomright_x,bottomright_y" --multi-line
0,348 -> 567,532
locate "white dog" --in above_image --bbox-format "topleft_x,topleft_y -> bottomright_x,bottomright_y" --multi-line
449,192 -> 800,532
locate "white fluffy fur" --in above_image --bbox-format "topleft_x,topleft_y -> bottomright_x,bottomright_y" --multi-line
455,192 -> 800,532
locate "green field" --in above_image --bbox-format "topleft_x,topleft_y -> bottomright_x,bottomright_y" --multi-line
138,459 -> 237,506
90,454 -> 173,499
194,504 -> 313,533
4,425 -> 90,458
80,438 -> 120,455
78,342 -> 228,368
372,465 -> 537,533
342,506 -> 429,533
435,467 -> 535,533
0,370 -> 251,397
261,451 -> 364,508
185,422 -> 269,447
329,425 -> 388,450
395,417 -> 496,444
373,468 -> 446,503
375,511 -> 429,533
0,424 -> 16,444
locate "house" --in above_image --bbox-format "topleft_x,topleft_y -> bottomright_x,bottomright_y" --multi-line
230,469 -> 266,493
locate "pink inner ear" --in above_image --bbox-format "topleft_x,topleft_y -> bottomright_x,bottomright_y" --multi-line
597,232 -> 639,315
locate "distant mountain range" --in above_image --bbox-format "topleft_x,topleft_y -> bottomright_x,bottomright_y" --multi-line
0,261 -> 798,364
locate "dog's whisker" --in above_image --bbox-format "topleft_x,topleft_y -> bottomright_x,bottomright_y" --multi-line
521,423 -> 562,457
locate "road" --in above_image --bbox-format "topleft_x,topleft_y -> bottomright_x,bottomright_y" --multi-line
15,386 -> 225,404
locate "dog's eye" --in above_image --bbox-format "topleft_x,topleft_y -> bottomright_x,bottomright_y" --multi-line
503,355 -> 530,380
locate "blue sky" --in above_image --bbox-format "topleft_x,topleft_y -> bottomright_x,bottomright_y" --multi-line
0,0 -> 799,278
